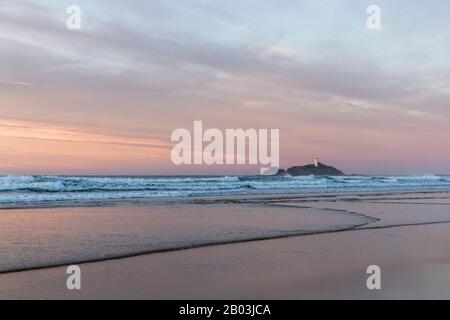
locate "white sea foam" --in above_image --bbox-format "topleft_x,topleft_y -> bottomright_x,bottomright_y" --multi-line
0,174 -> 449,205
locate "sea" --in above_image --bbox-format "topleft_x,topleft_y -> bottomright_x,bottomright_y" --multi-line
1,174 -> 450,273
0,174 -> 449,206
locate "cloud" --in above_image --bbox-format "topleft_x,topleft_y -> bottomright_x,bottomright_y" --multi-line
1,0 -> 450,173
1,0 -> 446,107
0,118 -> 172,150
0,80 -> 35,86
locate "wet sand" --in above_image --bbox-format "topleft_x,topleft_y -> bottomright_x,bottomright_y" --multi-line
1,192 -> 450,299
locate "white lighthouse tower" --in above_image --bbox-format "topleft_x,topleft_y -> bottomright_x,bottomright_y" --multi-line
314,157 -> 319,168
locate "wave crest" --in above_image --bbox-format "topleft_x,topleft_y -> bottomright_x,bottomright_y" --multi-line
0,174 -> 449,204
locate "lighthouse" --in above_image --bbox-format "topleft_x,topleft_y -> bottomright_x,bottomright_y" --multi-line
314,157 -> 319,168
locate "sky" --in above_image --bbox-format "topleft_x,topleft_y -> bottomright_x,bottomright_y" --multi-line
0,0 -> 449,175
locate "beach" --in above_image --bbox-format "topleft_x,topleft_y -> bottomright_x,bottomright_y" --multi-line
3,0 -> 450,303
1,191 -> 450,299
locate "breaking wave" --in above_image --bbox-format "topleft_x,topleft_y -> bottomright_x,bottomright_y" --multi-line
0,174 -> 450,205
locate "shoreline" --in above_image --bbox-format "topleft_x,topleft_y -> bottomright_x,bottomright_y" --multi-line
1,191 -> 450,275
3,221 -> 450,299
0,192 -> 376,274
5,216 -> 450,277
1,189 -> 450,210
2,191 -> 450,299
0,212 -> 374,275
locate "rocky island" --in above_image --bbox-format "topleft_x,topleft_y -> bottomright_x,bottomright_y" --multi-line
275,159 -> 345,176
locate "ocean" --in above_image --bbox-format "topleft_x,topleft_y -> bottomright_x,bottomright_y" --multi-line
1,174 -> 450,273
0,174 -> 450,206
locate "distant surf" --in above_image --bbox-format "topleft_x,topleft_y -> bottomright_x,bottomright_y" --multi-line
1,174 -> 450,206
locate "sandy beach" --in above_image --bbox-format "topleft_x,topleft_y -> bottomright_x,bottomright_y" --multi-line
1,192 -> 450,300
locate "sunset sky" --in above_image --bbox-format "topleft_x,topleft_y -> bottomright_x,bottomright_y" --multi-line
1,0 -> 449,175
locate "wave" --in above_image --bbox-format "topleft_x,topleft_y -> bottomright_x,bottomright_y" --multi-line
0,174 -> 450,205
0,201 -> 373,273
